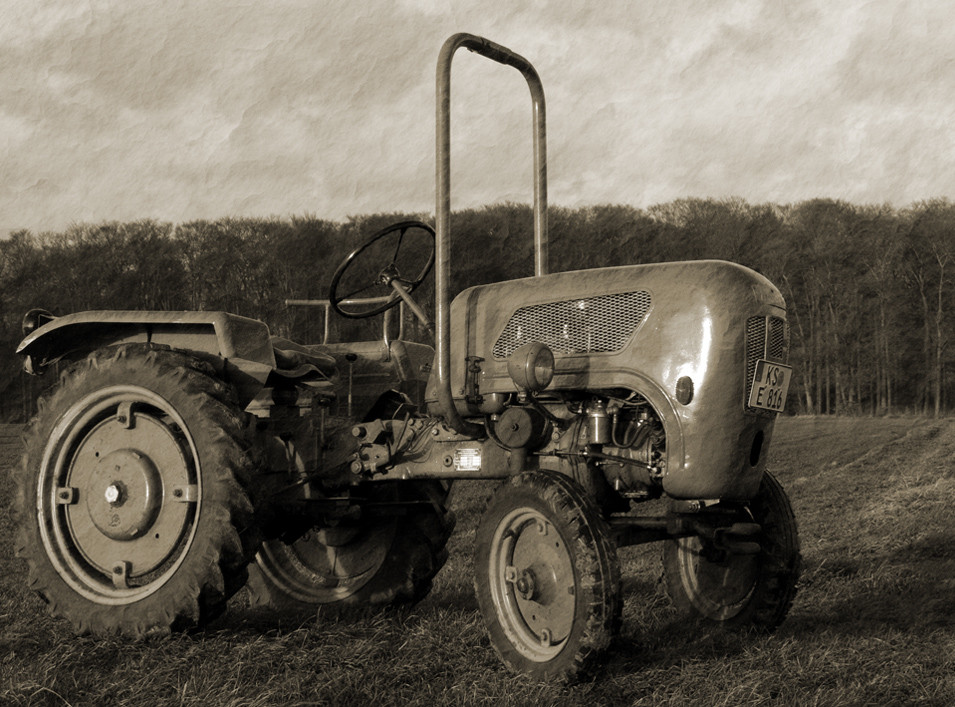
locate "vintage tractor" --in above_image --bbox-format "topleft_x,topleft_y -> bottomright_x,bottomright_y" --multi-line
13,34 -> 800,680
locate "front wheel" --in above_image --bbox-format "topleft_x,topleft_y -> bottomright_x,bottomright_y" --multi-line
663,471 -> 801,630
474,471 -> 621,681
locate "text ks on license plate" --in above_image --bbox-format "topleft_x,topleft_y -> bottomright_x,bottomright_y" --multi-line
749,360 -> 792,412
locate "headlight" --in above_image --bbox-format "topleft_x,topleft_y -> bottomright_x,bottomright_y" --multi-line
22,308 -> 55,337
506,341 -> 554,392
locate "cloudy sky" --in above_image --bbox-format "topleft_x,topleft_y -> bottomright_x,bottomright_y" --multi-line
3,1 -> 954,236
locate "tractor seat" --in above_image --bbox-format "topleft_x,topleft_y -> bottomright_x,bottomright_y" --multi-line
270,336 -> 338,379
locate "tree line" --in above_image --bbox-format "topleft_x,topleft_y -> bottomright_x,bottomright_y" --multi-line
1,197 -> 953,421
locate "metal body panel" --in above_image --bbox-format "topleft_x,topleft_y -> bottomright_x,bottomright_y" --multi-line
17,310 -> 277,405
427,260 -> 786,500
318,339 -> 434,416
18,310 -> 275,362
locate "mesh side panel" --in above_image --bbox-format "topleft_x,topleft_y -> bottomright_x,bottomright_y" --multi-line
492,291 -> 651,358
745,316 -> 766,401
746,315 -> 789,411
768,316 -> 789,361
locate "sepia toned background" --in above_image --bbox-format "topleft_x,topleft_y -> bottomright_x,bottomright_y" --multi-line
4,4 -> 955,705
3,0 -> 954,236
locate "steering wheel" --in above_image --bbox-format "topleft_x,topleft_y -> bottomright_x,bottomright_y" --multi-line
329,220 -> 436,319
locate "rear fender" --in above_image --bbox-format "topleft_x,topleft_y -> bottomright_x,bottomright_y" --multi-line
17,310 -> 277,406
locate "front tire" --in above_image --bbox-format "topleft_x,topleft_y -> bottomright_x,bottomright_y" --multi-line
474,471 -> 622,681
14,345 -> 258,637
663,471 -> 800,630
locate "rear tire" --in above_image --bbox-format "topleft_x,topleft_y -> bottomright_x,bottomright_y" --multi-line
246,481 -> 455,611
473,471 -> 622,681
14,345 -> 258,637
663,471 -> 800,630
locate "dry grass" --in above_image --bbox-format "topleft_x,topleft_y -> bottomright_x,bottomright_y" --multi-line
3,417 -> 955,705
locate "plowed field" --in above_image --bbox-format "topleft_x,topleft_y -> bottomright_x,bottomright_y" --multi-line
2,417 -> 954,706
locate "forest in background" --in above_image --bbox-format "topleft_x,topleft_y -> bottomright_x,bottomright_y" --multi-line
1,196 -> 953,421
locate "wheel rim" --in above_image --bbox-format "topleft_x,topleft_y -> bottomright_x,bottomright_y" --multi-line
37,386 -> 201,605
675,537 -> 759,620
487,507 -> 576,662
255,519 -> 396,603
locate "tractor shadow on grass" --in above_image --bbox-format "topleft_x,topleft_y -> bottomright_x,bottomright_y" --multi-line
586,527 -> 955,678
210,530 -> 955,682
785,529 -> 955,635
214,579 -> 484,642
603,574 -> 774,675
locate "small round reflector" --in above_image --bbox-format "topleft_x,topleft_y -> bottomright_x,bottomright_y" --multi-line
676,376 -> 694,405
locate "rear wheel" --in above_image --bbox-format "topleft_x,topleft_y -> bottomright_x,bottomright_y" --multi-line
246,481 -> 455,611
14,345 -> 258,637
663,471 -> 800,630
474,471 -> 621,681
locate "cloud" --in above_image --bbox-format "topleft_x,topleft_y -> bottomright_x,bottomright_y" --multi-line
2,1 -> 954,234
543,0 -> 955,209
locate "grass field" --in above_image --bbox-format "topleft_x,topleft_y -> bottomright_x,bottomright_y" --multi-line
3,416 -> 955,706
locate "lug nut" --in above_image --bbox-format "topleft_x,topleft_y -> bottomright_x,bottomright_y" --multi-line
104,484 -> 122,505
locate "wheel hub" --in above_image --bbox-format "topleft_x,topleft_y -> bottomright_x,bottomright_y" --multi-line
316,525 -> 363,547
48,399 -> 198,589
87,449 -> 162,541
257,519 -> 396,603
677,536 -> 759,620
515,569 -> 538,600
493,510 -> 576,656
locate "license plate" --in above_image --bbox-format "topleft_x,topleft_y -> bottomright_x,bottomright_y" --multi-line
748,360 -> 792,412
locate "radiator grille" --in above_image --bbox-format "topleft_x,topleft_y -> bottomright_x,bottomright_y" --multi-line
492,291 -> 652,359
745,315 -> 789,411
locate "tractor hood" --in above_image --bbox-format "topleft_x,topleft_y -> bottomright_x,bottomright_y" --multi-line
427,259 -> 788,499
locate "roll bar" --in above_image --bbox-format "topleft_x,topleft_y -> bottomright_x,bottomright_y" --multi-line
433,33 -> 548,437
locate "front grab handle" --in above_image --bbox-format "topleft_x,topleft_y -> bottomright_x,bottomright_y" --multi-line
433,33 -> 548,438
